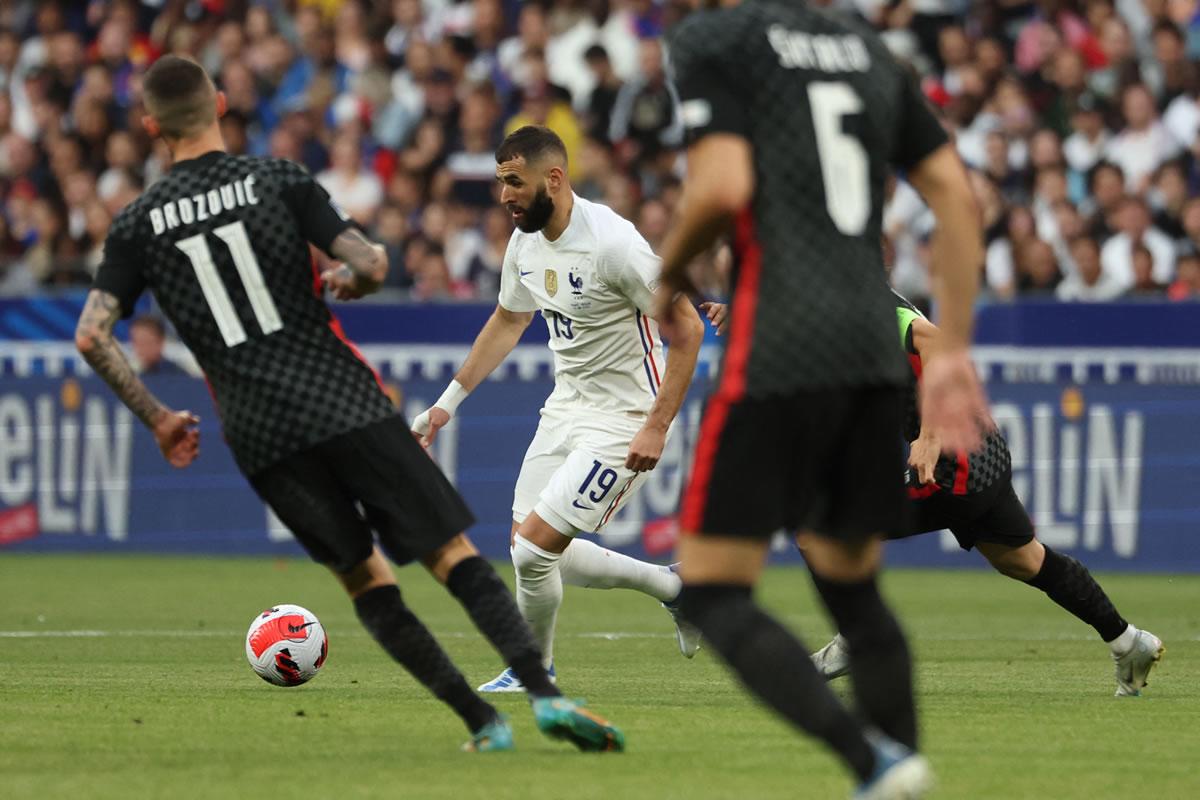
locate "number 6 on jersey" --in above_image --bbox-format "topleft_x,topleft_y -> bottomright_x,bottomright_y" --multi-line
808,82 -> 869,236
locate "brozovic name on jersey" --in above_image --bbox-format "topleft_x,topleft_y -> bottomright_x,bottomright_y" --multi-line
148,175 -> 261,235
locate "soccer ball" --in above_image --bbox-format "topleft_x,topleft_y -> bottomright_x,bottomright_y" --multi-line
245,604 -> 328,687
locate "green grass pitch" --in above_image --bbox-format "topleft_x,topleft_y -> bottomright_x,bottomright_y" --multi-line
1,554 -> 1197,799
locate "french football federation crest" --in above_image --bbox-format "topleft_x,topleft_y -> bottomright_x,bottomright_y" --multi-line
569,271 -> 584,295
545,269 -> 558,296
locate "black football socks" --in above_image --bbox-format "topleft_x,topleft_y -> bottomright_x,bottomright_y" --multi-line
353,584 -> 496,732
810,572 -> 918,751
446,556 -> 561,698
678,584 -> 877,782
1025,546 -> 1129,642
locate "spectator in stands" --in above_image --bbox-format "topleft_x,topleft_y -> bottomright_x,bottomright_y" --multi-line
983,130 -> 1027,205
582,45 -> 622,144
1104,83 -> 1182,193
1063,92 -> 1110,177
1168,252 -> 1200,299
1180,196 -> 1200,254
1084,161 -> 1127,239
1017,239 -> 1063,294
608,37 -> 682,168
1151,160 -> 1189,240
129,316 -> 187,376
1058,236 -> 1126,301
987,205 -> 1038,300
1125,243 -> 1169,296
374,203 -> 414,293
466,206 -> 512,298
1146,22 -> 1194,106
318,133 -> 383,226
1102,194 -> 1177,290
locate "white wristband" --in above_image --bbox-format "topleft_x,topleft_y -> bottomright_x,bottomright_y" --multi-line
434,379 -> 469,416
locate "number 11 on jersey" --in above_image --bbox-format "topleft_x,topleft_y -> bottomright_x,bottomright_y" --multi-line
176,220 -> 283,347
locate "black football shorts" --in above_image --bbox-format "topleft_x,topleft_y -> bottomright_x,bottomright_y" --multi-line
248,415 -> 474,573
899,473 -> 1035,551
679,387 -> 907,542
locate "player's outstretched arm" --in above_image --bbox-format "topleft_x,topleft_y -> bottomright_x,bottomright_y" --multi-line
626,296 -> 704,472
907,317 -> 941,484
906,144 -> 988,454
321,228 -> 389,301
75,289 -> 199,468
412,305 -> 534,446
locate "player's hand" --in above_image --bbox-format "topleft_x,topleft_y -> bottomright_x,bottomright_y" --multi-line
908,432 -> 940,485
919,348 -> 988,454
699,302 -> 728,336
322,265 -> 368,301
153,410 -> 200,468
626,424 -> 667,472
411,406 -> 451,448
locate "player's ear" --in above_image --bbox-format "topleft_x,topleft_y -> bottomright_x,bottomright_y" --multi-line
142,115 -> 160,138
215,91 -> 228,119
546,164 -> 565,193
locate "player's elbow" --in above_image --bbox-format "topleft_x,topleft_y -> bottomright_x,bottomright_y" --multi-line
74,325 -> 102,358
663,304 -> 706,350
679,306 -> 706,345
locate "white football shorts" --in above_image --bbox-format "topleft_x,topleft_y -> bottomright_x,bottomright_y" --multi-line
511,404 -> 673,536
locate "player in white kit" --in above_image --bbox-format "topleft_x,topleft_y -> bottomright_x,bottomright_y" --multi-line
413,126 -> 706,692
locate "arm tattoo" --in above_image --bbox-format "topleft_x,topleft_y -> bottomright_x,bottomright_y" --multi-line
330,228 -> 387,287
75,289 -> 167,429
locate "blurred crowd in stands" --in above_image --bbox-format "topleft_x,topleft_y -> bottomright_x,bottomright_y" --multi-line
2,0 -> 1200,307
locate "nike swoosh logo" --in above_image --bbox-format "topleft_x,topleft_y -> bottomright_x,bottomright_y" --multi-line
572,500 -> 593,511
520,271 -> 533,276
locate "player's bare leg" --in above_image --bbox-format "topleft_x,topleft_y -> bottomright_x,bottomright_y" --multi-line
976,540 -> 1164,696
332,547 -> 509,751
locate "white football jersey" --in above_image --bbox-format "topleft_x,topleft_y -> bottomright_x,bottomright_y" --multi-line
499,194 -> 664,416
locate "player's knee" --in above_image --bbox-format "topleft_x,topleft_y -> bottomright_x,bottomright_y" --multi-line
335,548 -> 397,598
511,534 -> 560,581
984,541 -> 1041,580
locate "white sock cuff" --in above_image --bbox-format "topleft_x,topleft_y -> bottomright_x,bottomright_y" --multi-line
1109,624 -> 1137,655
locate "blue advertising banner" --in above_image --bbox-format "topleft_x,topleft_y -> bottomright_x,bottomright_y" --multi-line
2,372 -> 1197,572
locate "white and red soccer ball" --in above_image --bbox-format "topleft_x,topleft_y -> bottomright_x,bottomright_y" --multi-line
245,604 -> 328,687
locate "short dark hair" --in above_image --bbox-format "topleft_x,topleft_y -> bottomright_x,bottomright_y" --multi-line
142,55 -> 216,139
130,315 -> 166,338
495,125 -> 568,166
1088,160 -> 1124,190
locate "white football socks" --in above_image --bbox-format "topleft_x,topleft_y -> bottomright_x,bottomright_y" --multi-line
558,537 -> 681,603
1109,624 -> 1137,655
511,535 -> 563,669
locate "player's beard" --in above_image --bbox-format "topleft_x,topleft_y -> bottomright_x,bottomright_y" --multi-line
514,186 -> 555,233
